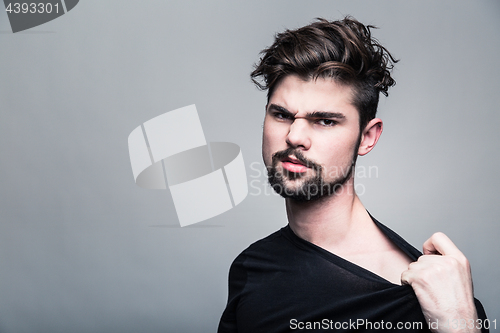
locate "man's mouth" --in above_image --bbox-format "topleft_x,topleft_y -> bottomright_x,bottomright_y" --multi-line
281,156 -> 309,173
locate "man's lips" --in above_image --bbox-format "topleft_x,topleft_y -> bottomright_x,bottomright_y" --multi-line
281,156 -> 309,173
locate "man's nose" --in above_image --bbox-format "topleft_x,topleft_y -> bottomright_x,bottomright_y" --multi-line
286,118 -> 311,150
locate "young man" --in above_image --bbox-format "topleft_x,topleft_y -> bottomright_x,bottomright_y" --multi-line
218,17 -> 488,332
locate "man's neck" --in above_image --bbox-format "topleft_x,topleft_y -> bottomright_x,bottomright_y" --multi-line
285,179 -> 374,253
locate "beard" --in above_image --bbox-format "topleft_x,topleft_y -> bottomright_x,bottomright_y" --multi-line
267,147 -> 356,202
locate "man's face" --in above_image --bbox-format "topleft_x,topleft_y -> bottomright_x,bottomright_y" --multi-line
262,75 -> 361,201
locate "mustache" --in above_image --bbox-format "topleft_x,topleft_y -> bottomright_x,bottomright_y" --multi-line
271,148 -> 321,171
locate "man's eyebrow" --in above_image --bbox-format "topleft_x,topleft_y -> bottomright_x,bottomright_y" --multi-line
306,111 -> 345,119
267,104 -> 346,120
267,104 -> 294,116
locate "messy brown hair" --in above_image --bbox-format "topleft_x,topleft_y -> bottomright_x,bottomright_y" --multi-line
251,17 -> 398,130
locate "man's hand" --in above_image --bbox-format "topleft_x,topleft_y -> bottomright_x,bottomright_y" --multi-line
401,232 -> 479,333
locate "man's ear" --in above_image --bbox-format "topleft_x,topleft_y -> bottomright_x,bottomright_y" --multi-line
358,118 -> 383,156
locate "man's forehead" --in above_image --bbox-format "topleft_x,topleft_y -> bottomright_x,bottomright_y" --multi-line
267,75 -> 356,117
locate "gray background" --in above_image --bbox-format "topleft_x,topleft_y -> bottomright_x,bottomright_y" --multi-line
0,1 -> 499,332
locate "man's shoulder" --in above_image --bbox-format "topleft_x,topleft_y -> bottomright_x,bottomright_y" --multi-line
238,226 -> 288,255
228,225 -> 292,269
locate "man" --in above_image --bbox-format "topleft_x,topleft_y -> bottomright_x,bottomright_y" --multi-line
218,17 -> 488,332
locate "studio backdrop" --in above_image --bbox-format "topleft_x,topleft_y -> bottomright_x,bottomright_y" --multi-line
0,1 -> 498,332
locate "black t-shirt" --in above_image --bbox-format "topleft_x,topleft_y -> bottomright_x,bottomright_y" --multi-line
218,217 -> 488,332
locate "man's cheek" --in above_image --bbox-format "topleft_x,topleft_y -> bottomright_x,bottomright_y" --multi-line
261,135 -> 274,164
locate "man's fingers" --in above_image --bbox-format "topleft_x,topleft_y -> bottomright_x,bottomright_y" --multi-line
422,232 -> 463,256
400,262 -> 419,286
400,269 -> 411,285
403,233 -> 470,288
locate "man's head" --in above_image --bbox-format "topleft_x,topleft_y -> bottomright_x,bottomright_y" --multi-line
253,17 -> 397,202
251,16 -> 397,131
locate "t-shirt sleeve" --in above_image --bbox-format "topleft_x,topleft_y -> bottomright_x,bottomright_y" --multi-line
217,253 -> 248,333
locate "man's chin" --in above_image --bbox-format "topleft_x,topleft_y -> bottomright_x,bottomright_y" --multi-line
273,187 -> 325,202
270,181 -> 325,202
275,176 -> 312,190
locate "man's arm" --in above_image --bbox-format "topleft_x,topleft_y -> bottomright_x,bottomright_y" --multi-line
401,232 -> 483,333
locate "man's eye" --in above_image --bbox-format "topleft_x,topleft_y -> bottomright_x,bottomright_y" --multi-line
274,112 -> 292,121
317,119 -> 337,126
